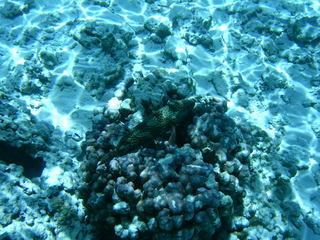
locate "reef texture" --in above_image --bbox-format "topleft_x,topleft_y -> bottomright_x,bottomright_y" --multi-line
79,73 -> 254,239
1,0 -> 318,239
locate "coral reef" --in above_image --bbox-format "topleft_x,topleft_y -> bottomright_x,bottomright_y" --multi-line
0,0 -> 319,239
79,77 -> 253,239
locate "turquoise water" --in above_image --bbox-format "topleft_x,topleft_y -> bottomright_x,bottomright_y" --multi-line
0,0 -> 319,239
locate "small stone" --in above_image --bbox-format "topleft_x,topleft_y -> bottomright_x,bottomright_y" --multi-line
168,197 -> 183,214
142,198 -> 155,213
157,208 -> 173,231
128,223 -> 138,239
0,2 -> 22,19
147,218 -> 157,231
156,23 -> 171,38
215,149 -> 227,163
113,201 -> 130,215
109,160 -> 120,173
119,99 -> 132,116
140,168 -> 149,181
115,225 -> 128,239
143,176 -> 162,192
219,171 -> 231,185
172,215 -> 184,229
166,182 -> 183,193
205,173 -> 217,189
225,161 -> 235,174
133,189 -> 142,200
39,50 -> 58,69
220,195 -> 233,208
238,165 -> 250,179
26,218 -> 34,226
195,211 -> 210,224
116,183 -> 135,200
304,213 -> 320,235
130,216 -> 147,236
232,216 -> 250,230
154,194 -> 168,210
40,209 -> 46,215
183,195 -> 195,221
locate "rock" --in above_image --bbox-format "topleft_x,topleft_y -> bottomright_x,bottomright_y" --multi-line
113,201 -> 130,215
80,96 -> 256,239
168,196 -> 184,215
157,208 -> 173,231
39,50 -> 58,69
156,23 -> 171,39
0,1 -> 22,19
232,216 -> 250,230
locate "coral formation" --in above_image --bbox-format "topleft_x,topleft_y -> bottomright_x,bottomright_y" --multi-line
0,0 -> 319,239
79,76 -> 253,239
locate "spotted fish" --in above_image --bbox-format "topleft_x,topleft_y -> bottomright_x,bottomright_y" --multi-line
103,97 -> 197,161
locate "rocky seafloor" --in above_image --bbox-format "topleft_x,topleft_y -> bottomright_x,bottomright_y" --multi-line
0,0 -> 320,239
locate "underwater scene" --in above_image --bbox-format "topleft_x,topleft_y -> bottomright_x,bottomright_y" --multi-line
0,0 -> 320,239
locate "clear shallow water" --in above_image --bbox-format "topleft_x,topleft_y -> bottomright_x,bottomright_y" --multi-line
0,0 -> 319,239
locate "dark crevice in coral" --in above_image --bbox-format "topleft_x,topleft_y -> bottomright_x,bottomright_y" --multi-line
0,141 -> 44,179
175,116 -> 194,147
